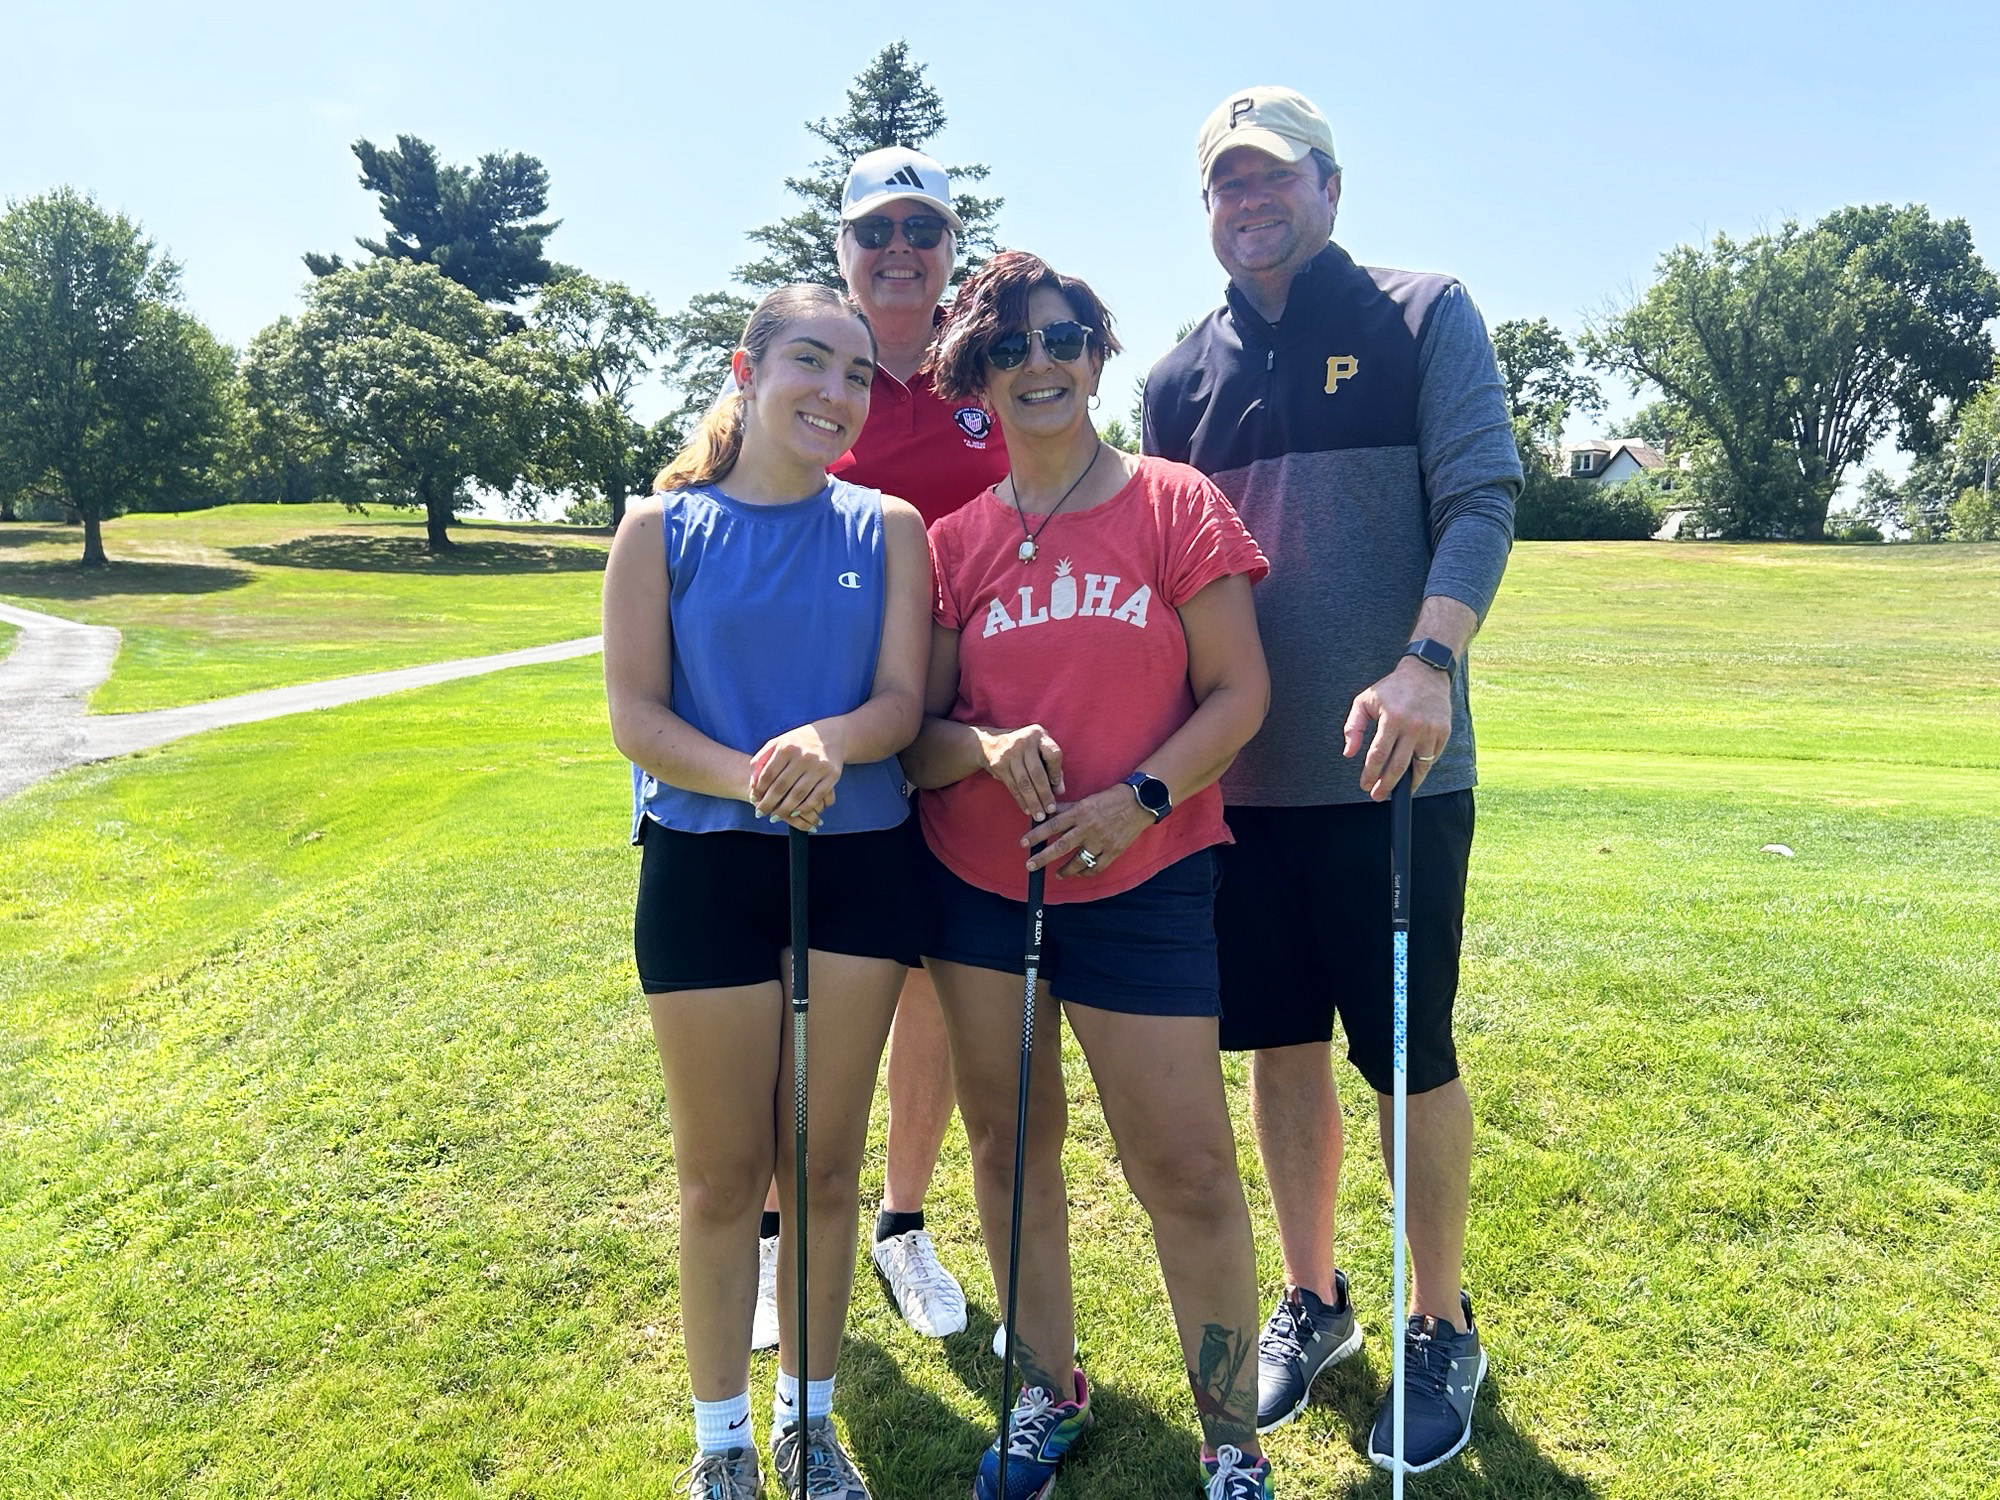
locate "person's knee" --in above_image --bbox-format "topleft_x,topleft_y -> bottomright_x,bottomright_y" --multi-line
1124,1131 -> 1243,1223
678,1155 -> 773,1227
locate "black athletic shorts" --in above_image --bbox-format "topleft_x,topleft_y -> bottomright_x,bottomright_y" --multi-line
920,837 -> 1223,1017
1214,791 -> 1474,1094
633,817 -> 925,993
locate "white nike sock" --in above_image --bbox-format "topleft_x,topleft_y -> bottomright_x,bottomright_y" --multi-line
772,1372 -> 836,1433
692,1390 -> 752,1454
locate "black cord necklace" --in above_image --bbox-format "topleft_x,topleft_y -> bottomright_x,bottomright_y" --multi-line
1009,442 -> 1103,564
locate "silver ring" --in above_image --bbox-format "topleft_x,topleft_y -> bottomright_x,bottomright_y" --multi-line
1416,753 -> 1438,763
1077,849 -> 1100,870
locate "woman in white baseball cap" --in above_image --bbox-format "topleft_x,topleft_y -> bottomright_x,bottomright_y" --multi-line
745,146 -> 1013,1358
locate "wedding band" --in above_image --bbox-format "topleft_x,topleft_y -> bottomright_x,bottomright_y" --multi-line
1077,849 -> 1100,870
1416,753 -> 1437,763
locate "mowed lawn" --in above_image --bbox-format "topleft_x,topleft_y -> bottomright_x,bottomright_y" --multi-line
0,507 -> 608,714
2,535 -> 1996,1498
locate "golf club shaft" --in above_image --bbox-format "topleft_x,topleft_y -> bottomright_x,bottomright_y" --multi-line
789,824 -> 810,1496
996,854 -> 1047,1499
1390,778 -> 1412,1496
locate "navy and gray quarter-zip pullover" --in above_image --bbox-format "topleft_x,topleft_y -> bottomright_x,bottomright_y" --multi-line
1143,241 -> 1521,807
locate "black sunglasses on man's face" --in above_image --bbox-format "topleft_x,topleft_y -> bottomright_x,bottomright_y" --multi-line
847,214 -> 949,251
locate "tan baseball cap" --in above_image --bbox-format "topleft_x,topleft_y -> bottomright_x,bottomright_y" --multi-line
1197,86 -> 1337,184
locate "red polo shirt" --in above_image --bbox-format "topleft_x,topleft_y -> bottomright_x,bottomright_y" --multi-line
831,367 -> 1010,528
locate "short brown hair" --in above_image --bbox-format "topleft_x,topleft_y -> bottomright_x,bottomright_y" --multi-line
924,250 -> 1122,404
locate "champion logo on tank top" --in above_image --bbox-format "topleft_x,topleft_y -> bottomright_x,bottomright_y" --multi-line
980,557 -> 1152,637
952,406 -> 992,445
837,570 -> 862,589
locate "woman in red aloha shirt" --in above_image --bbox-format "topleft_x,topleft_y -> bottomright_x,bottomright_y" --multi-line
901,251 -> 1279,1500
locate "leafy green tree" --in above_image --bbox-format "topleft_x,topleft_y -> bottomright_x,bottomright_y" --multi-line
1625,399 -> 1692,457
663,42 -> 1002,414
0,188 -> 234,564
248,260 -> 548,551
528,273 -> 671,529
1493,317 -> 1602,462
1585,205 -> 1999,540
306,135 -> 559,306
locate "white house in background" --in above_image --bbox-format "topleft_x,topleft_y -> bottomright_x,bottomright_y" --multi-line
1561,437 -> 1670,484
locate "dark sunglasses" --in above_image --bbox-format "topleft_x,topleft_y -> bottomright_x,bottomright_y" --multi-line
847,214 -> 949,251
986,321 -> 1094,370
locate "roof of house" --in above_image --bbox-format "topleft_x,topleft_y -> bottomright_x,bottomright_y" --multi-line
1563,438 -> 1667,470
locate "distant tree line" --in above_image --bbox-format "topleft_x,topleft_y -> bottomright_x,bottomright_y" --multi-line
0,44 -> 995,565
3,45 -> 1993,561
1496,206 -> 1998,542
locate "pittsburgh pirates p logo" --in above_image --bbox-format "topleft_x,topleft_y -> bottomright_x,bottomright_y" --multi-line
1324,355 -> 1360,395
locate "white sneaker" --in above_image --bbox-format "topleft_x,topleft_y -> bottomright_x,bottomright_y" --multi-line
870,1227 -> 967,1337
752,1234 -> 780,1351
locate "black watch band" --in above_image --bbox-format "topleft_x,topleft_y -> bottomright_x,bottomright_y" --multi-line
1404,637 -> 1457,677
1124,772 -> 1173,822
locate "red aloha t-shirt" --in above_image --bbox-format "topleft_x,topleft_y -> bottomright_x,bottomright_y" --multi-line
923,455 -> 1269,904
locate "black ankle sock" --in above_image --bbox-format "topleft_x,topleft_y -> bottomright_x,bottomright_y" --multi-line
759,1210 -> 780,1240
875,1209 -> 924,1242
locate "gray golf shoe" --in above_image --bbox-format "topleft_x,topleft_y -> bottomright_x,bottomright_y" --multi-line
772,1418 -> 871,1498
677,1446 -> 764,1498
1366,1290 -> 1487,1474
1255,1272 -> 1363,1432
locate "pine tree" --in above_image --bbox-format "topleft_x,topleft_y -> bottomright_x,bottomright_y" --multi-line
663,43 -> 1002,413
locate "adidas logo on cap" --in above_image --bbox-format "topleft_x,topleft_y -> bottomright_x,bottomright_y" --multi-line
886,164 -> 927,190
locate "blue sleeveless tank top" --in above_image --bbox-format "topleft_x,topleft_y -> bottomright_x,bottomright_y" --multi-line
631,477 -> 910,839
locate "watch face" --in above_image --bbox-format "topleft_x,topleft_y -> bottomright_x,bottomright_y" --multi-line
1134,776 -> 1170,813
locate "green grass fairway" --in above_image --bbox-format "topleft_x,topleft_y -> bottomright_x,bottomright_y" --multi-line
0,507 -> 607,714
3,539 -> 1997,1497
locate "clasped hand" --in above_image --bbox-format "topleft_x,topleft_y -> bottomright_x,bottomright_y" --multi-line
978,723 -> 1150,878
749,722 -> 842,830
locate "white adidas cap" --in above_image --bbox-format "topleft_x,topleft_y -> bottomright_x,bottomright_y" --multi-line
839,146 -> 964,234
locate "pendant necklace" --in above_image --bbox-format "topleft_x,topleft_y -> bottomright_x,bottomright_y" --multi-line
1010,442 -> 1103,563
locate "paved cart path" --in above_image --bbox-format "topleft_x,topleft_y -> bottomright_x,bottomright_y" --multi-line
0,600 -> 600,802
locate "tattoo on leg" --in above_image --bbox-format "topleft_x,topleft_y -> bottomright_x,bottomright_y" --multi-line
1190,1322 -> 1256,1451
1008,1333 -> 1068,1401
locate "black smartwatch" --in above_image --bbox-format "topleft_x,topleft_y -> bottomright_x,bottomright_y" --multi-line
1404,637 -> 1457,677
1123,771 -> 1173,822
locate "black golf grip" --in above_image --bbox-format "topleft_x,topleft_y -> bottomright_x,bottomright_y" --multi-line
788,824 -> 809,1494
997,857 -> 1046,1497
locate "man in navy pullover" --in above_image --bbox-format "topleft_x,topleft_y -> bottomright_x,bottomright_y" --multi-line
1144,85 -> 1521,1476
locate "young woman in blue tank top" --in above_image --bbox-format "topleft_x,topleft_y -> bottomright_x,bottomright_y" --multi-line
602,283 -> 930,1499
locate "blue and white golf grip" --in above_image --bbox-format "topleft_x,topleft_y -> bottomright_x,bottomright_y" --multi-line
1390,778 -> 1413,1495
788,824 -> 810,1497
997,851 -> 1046,1500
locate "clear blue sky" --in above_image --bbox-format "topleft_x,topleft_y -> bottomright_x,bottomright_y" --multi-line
7,0 -> 1997,446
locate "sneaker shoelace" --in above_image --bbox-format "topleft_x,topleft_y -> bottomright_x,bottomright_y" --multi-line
1259,1296 -> 1311,1362
801,1427 -> 858,1492
1402,1319 -> 1457,1403
676,1450 -> 755,1500
1003,1385 -> 1061,1458
889,1230 -> 955,1302
1206,1444 -> 1268,1500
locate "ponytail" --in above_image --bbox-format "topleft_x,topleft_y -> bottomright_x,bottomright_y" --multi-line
654,283 -> 875,494
655,389 -> 748,492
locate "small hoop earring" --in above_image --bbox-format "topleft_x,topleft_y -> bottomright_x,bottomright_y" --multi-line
1088,392 -> 1102,411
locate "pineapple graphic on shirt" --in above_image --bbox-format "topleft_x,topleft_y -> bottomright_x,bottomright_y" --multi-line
1050,558 -> 1078,620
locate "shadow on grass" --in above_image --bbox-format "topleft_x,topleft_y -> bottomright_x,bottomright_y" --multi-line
1312,1355 -> 1598,1498
839,1332 -> 993,1496
0,556 -> 253,599
229,533 -> 607,574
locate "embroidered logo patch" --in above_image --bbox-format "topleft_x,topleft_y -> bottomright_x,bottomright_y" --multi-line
953,406 -> 992,441
1324,355 -> 1360,395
